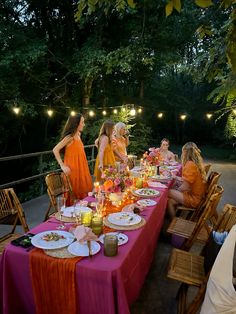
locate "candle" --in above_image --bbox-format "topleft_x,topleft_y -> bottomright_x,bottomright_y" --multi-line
94,182 -> 100,193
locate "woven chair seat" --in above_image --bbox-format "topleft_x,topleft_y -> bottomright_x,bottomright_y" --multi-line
0,233 -> 22,254
167,249 -> 205,286
167,218 -> 210,243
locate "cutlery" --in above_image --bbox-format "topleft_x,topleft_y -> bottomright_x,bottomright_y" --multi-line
87,240 -> 92,258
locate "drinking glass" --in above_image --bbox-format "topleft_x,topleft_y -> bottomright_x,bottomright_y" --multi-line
56,195 -> 66,229
104,235 -> 118,257
81,211 -> 92,227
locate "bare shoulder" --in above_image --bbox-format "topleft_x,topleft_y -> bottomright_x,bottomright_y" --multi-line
100,135 -> 109,144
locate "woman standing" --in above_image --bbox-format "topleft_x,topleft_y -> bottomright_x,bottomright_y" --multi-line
112,122 -> 129,163
94,120 -> 116,181
159,138 -> 175,162
167,142 -> 207,219
53,114 -> 93,201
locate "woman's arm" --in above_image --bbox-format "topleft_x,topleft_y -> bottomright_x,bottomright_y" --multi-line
178,180 -> 191,192
98,136 -> 108,170
53,136 -> 72,174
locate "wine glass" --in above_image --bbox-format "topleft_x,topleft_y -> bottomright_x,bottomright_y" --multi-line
56,195 -> 66,229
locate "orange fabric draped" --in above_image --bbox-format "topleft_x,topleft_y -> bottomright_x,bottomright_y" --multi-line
94,143 -> 116,181
182,161 -> 206,208
29,248 -> 82,314
64,138 -> 93,201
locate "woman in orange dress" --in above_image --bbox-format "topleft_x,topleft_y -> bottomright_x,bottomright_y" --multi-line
167,142 -> 207,219
94,120 -> 116,182
112,122 -> 129,163
53,114 -> 93,201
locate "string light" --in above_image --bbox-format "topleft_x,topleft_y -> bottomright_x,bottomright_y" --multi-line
157,113 -> 163,118
206,113 -> 213,119
233,109 -> 236,116
102,110 -> 107,116
13,107 -> 20,115
113,109 -> 118,114
88,110 -> 95,117
138,108 -> 142,113
122,107 -> 126,112
130,108 -> 136,116
180,114 -> 187,120
47,109 -> 53,117
70,110 -> 76,116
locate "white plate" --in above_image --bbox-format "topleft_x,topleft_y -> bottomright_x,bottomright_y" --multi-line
108,212 -> 141,226
149,175 -> 171,182
99,232 -> 128,246
137,199 -> 157,207
67,241 -> 101,256
62,206 -> 92,218
133,188 -> 160,198
31,230 -> 75,250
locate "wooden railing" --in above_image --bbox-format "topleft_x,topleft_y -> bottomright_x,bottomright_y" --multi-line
0,145 -> 96,194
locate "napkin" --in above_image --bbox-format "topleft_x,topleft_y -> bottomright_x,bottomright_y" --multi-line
73,225 -> 98,243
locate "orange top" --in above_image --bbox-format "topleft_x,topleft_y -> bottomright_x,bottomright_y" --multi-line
182,161 -> 206,208
94,142 -> 116,182
64,138 -> 93,200
112,136 -> 127,161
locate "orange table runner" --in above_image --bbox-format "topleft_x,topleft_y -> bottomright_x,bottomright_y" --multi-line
30,248 -> 82,314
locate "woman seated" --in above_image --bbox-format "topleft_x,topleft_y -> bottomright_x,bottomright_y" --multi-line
112,122 -> 129,164
94,120 -> 116,182
159,138 -> 175,162
167,142 -> 207,219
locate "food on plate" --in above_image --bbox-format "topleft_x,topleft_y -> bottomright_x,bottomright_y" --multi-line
136,189 -> 158,196
42,232 -> 65,242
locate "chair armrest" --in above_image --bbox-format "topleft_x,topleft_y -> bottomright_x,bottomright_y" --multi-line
177,205 -> 195,211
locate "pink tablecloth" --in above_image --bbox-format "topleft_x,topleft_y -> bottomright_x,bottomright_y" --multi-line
0,184 -> 172,314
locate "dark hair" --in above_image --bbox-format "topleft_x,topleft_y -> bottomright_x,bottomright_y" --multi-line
60,114 -> 83,140
161,138 -> 170,145
98,120 -> 114,145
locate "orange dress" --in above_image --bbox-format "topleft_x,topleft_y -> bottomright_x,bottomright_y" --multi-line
94,142 -> 116,181
64,138 -> 93,200
112,136 -> 127,161
182,161 -> 206,208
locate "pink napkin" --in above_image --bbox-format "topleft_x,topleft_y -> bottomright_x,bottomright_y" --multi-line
122,204 -> 144,212
73,225 -> 98,243
148,181 -> 167,189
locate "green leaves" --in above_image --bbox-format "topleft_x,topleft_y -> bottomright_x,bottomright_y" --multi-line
195,0 -> 213,8
165,0 -> 181,17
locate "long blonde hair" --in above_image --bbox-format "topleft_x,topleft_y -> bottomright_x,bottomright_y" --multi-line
181,142 -> 206,182
97,120 -> 114,145
114,122 -> 126,138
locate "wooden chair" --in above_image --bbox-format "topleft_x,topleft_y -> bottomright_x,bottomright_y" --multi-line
44,171 -> 74,221
167,185 -> 224,251
0,188 -> 29,253
168,211 -> 236,314
167,248 -> 210,314
204,164 -> 211,175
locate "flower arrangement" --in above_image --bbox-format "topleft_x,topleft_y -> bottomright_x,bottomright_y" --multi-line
143,147 -> 163,166
102,165 -> 133,193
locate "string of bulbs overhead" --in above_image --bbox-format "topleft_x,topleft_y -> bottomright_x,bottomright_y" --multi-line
11,105 -> 235,120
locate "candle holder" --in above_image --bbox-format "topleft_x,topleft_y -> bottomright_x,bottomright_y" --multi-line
104,235 -> 118,257
81,211 -> 92,227
91,216 -> 103,236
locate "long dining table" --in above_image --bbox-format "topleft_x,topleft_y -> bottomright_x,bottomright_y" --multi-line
0,168 -> 181,314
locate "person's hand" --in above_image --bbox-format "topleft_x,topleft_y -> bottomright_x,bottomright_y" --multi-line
98,164 -> 103,171
122,156 -> 128,163
61,165 -> 71,174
